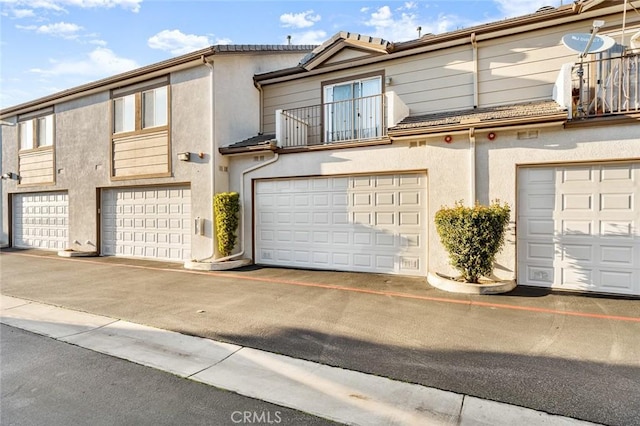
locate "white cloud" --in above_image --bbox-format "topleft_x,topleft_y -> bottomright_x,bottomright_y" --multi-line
362,5 -> 467,41
3,0 -> 142,13
148,29 -> 212,55
214,37 -> 232,45
280,10 -> 321,29
30,47 -> 139,77
286,30 -> 326,45
89,39 -> 107,46
401,2 -> 417,10
27,21 -> 84,38
492,0 -> 563,18
12,8 -> 35,18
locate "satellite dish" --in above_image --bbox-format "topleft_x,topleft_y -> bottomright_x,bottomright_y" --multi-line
562,33 -> 615,54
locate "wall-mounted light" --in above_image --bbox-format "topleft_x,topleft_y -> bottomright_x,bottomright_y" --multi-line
487,132 -> 496,141
385,76 -> 393,86
444,135 -> 453,143
1,172 -> 19,180
178,152 -> 191,162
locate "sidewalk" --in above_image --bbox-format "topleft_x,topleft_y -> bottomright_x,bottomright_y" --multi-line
1,294 -> 597,426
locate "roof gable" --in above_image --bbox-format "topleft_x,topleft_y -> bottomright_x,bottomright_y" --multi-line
300,32 -> 391,71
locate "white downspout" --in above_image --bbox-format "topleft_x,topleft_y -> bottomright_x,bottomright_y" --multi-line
195,56 -> 216,262
255,80 -> 264,135
469,127 -> 476,206
214,153 -> 280,262
471,32 -> 479,109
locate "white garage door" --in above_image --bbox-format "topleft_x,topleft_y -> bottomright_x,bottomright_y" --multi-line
518,163 -> 640,295
255,173 -> 427,276
101,186 -> 191,262
13,191 -> 68,250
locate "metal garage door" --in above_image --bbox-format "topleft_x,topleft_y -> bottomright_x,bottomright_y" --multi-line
13,191 -> 68,250
518,163 -> 640,295
255,173 -> 427,276
101,186 -> 191,262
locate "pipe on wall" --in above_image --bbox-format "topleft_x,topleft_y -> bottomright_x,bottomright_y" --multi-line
471,32 -> 479,108
194,56 -> 216,262
469,127 -> 476,206
214,153 -> 280,263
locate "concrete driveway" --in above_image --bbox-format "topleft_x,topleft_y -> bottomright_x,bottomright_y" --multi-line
1,249 -> 639,426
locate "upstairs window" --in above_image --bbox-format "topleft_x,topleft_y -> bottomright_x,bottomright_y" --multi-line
112,76 -> 169,135
19,114 -> 54,150
142,86 -> 168,129
323,74 -> 383,143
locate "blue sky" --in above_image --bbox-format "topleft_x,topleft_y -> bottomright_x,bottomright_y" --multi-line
0,0 -> 565,109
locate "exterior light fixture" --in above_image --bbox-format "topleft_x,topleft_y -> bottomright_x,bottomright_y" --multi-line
1,172 -> 18,180
444,135 -> 453,143
487,132 -> 496,141
178,152 -> 191,162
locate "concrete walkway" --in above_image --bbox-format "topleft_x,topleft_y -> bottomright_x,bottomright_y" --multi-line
1,294 -> 597,426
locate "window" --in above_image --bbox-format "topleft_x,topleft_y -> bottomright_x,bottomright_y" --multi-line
112,80 -> 168,134
19,114 -> 54,150
143,86 -> 168,129
323,75 -> 382,142
114,94 -> 135,133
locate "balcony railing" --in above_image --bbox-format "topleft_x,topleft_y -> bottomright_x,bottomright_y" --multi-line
570,52 -> 640,118
276,94 -> 389,148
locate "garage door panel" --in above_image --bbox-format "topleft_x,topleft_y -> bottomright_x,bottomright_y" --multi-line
13,192 -> 68,250
518,163 -> 640,295
102,186 -> 190,262
255,173 -> 427,276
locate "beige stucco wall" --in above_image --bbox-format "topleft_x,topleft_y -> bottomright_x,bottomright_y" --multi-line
228,140 -> 471,274
0,51 -> 310,259
227,121 -> 639,279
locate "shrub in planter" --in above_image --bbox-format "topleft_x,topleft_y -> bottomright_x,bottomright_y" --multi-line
434,201 -> 510,283
214,192 -> 240,257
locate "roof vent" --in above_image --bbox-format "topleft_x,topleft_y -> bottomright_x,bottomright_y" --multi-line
536,6 -> 555,13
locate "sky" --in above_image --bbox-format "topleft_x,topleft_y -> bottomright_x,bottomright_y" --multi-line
0,0 -> 566,109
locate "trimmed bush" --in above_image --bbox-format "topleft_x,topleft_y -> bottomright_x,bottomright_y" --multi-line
434,201 -> 511,283
214,192 -> 240,257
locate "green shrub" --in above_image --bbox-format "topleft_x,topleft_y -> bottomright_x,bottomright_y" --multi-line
434,201 -> 510,283
214,192 -> 240,257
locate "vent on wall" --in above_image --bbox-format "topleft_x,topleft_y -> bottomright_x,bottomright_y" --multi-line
517,130 -> 539,140
253,155 -> 265,161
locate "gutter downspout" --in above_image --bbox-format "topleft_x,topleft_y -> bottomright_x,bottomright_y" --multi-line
214,153 -> 280,262
469,127 -> 476,206
195,55 -> 216,262
254,80 -> 264,135
471,32 -> 479,108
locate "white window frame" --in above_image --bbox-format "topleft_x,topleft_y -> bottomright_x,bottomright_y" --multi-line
19,114 -> 54,151
323,75 -> 383,143
112,77 -> 169,135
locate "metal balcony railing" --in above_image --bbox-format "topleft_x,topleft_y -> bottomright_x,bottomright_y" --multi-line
277,94 -> 386,148
571,52 -> 640,118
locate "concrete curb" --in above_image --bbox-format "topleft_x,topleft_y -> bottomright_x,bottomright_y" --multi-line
427,271 -> 517,295
0,294 -> 596,426
184,258 -> 252,271
57,250 -> 98,258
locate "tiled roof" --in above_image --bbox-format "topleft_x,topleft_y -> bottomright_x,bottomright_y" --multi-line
214,44 -> 317,53
390,100 -> 566,133
299,32 -> 391,67
219,134 -> 277,154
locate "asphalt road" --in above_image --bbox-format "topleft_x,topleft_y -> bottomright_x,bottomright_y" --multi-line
2,250 -> 639,426
0,324 -> 335,426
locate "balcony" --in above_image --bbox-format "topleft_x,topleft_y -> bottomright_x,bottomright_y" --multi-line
275,92 -> 409,149
557,52 -> 640,119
